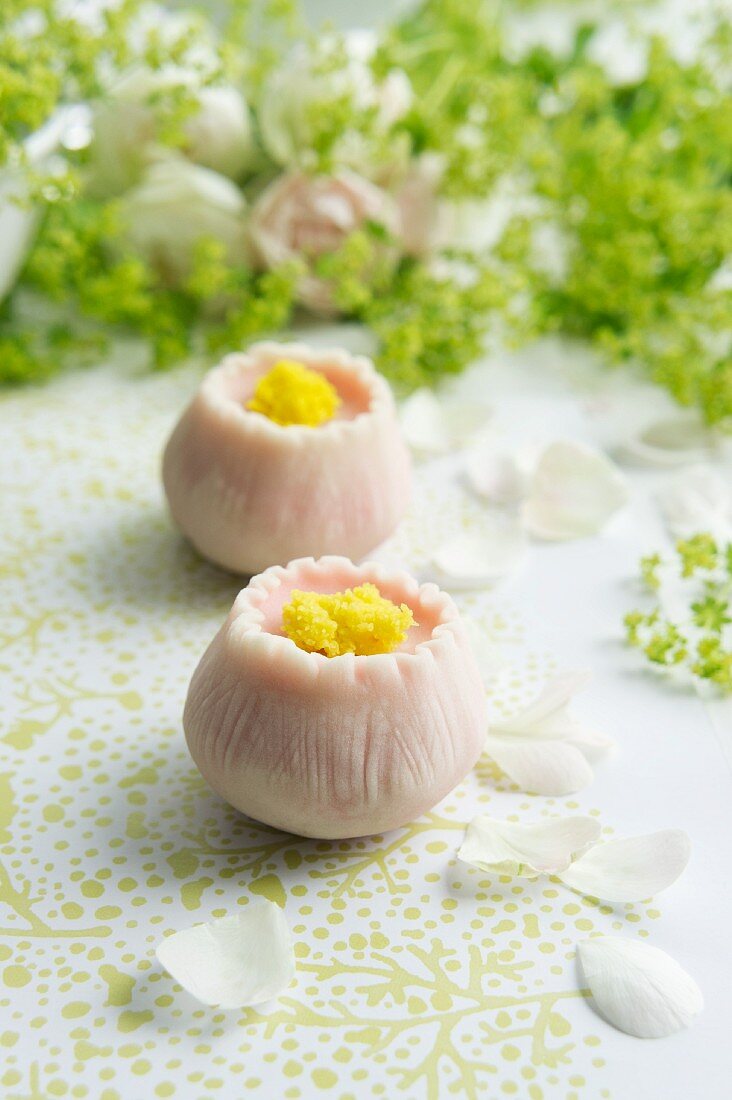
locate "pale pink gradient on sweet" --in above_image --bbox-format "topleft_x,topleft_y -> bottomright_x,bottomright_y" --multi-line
184,557 -> 488,839
162,342 -> 412,574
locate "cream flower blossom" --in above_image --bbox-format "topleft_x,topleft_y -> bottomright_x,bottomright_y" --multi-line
258,30 -> 412,173
118,157 -> 249,286
0,107 -> 82,302
88,65 -> 255,197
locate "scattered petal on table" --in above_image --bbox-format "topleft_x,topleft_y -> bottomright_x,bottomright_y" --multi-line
492,670 -> 592,738
464,438 -> 535,504
577,936 -> 703,1038
441,396 -> 493,447
658,464 -> 732,539
617,413 -> 714,468
462,614 -> 505,685
400,389 -> 451,453
486,671 -> 614,791
400,388 -> 491,455
484,732 -> 595,795
430,523 -> 526,589
523,440 -> 629,540
558,829 -> 691,902
459,813 -> 601,877
563,723 -> 616,764
155,902 -> 295,1009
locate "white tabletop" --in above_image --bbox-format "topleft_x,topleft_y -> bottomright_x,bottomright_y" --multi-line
1,334 -> 730,1099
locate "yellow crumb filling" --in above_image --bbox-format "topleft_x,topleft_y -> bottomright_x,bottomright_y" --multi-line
282,583 -> 415,658
246,359 -> 341,427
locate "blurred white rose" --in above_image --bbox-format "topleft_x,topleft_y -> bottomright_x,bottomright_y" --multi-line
0,172 -> 41,304
185,86 -> 255,178
258,29 -> 412,174
0,107 -> 84,304
249,169 -> 399,315
88,66 -> 255,197
118,157 -> 249,286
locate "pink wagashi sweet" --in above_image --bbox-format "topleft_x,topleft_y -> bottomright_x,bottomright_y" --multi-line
183,556 -> 488,839
162,342 -> 412,574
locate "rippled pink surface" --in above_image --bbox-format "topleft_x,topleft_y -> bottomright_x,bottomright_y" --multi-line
184,557 -> 488,838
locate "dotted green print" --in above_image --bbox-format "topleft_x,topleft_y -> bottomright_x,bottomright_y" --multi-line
0,366 -> 659,1099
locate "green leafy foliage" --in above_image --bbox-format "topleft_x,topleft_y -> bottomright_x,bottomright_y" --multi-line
384,0 -> 539,198
0,0 -> 730,415
521,31 -> 732,425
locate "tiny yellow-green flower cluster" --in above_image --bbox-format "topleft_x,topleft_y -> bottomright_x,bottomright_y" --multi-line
282,583 -> 415,657
246,359 -> 341,428
625,534 -> 732,691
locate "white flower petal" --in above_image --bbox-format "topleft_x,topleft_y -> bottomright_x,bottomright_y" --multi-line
488,673 -> 614,782
0,188 -> 37,302
120,157 -> 248,286
156,902 -> 295,1009
431,523 -> 526,589
441,398 -> 493,446
577,936 -> 703,1038
484,733 -> 594,795
400,389 -> 451,453
618,414 -> 714,468
462,615 -> 505,685
400,389 -> 492,455
464,438 -> 535,504
586,20 -> 648,85
459,813 -> 601,877
658,465 -> 732,539
558,830 -> 691,902
565,724 -> 616,764
0,107 -> 78,302
493,671 -> 591,737
522,441 -> 628,540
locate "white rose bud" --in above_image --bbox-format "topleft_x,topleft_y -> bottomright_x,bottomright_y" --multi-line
118,157 -> 249,286
0,107 -> 83,303
258,30 -> 412,173
89,66 -> 255,197
249,170 -> 399,316
185,85 -> 255,179
0,183 -> 35,304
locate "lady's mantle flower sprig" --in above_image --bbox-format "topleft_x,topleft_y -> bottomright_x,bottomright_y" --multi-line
625,534 -> 732,691
1,0 -> 730,417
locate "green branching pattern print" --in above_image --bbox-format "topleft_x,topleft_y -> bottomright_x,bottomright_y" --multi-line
248,943 -> 585,1099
